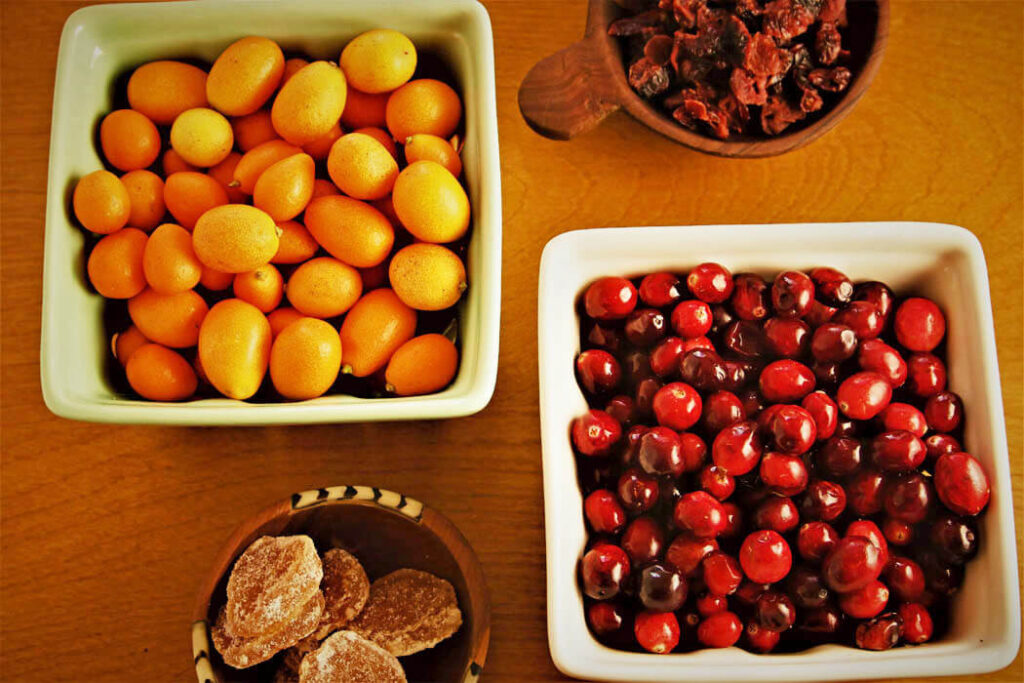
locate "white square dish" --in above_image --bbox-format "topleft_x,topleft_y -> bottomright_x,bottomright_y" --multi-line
537,222 -> 1019,681
41,0 -> 501,425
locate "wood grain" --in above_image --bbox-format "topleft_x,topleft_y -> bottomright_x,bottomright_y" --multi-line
1,1 -> 1021,681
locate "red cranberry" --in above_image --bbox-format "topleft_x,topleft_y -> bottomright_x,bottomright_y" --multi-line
759,453 -> 808,496
620,425 -> 648,467
886,556 -> 926,601
740,530 -> 792,584
681,336 -> 715,353
604,394 -> 636,427
895,297 -> 946,352
771,271 -> 814,318
810,267 -> 853,305
639,272 -> 682,307
787,566 -> 830,608
836,371 -> 892,420
924,391 -> 964,432
840,579 -> 889,619
624,308 -> 667,347
769,405 -> 817,454
671,300 -> 713,339
721,502 -> 743,537
634,610 -> 680,654
925,433 -> 961,460
652,382 -> 702,431
680,348 -> 728,391
584,489 -> 626,533
581,543 -> 631,599
734,581 -> 769,609
637,426 -> 684,477
934,452 -> 990,515
712,421 -> 763,475
674,491 -> 727,538
763,317 -> 810,358
848,468 -> 886,515
800,480 -> 846,521
756,591 -> 796,631
818,436 -> 863,477
730,273 -> 770,321
797,521 -> 839,563
697,611 -> 742,648
617,467 -> 660,514
585,277 -> 637,321
722,320 -> 769,358
711,304 -> 735,335
753,496 -> 799,534
833,301 -> 884,339
745,620 -> 781,652
854,281 -> 895,320
702,391 -> 744,434
879,402 -> 927,437
805,299 -> 838,327
884,471 -> 934,523
854,612 -> 901,650
898,602 -> 933,644
857,339 -> 907,387
649,337 -> 685,377
576,349 -> 621,395
586,322 -> 623,353
822,536 -> 883,592
700,464 -> 736,500
622,516 -> 665,565
666,534 -> 718,576
633,378 -> 661,421
930,514 -> 979,565
703,551 -> 743,595
801,390 -> 838,440
811,323 -> 858,362
798,605 -> 844,643
871,431 -> 926,471
679,432 -> 708,473
906,352 -> 947,396
697,592 -> 729,616
587,600 -> 629,640
722,359 -> 754,391
572,409 -> 622,456
882,518 -> 914,546
846,519 -> 890,568
687,263 -> 734,303
638,562 -> 688,612
759,360 -> 815,403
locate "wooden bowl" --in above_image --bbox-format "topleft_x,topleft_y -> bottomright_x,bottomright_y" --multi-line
518,0 -> 889,157
191,486 -> 490,683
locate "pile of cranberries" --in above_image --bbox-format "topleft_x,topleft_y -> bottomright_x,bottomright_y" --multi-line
571,264 -> 991,655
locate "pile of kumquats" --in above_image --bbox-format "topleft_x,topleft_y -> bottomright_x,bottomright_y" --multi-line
72,30 -> 470,402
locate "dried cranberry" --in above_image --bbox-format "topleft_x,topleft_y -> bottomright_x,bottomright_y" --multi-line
898,602 -> 934,644
847,467 -> 886,516
836,371 -> 892,420
624,308 -> 667,347
585,277 -> 638,321
617,467 -> 660,514
822,536 -> 884,593
763,317 -> 810,358
771,271 -> 814,319
810,323 -> 857,362
666,533 -> 718,576
818,436 -> 862,477
759,452 -> 808,496
622,516 -> 666,566
906,352 -> 947,396
722,320 -> 768,358
740,530 -> 792,584
839,580 -> 889,619
638,561 -> 688,612
833,301 -> 884,339
653,382 -> 703,431
576,349 -> 621,395
675,490 -> 728,538
700,464 -> 736,500
702,390 -> 744,434
730,273 -> 770,321
879,402 -> 927,437
634,610 -> 680,654
797,521 -> 839,563
801,390 -> 838,440
759,360 -> 815,403
855,612 -> 901,650
572,409 -> 622,456
753,496 -> 799,533
581,542 -> 631,599
895,297 -> 946,352
934,452 -> 990,516
703,550 -> 743,595
698,611 -> 743,648
604,394 -> 636,427
800,480 -> 846,521
639,272 -> 682,307
672,300 -> 714,339
884,471 -> 934,523
712,420 -> 763,475
637,426 -> 684,477
809,267 -> 853,305
687,263 -> 734,303
924,391 -> 964,432
886,556 -> 927,601
584,489 -> 626,533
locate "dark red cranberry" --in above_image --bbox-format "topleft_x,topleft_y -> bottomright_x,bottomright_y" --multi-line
584,489 -> 626,533
759,453 -> 808,496
722,320 -> 768,358
855,612 -> 902,650
687,263 -> 734,303
753,496 -> 799,534
763,317 -> 810,358
834,418 -> 860,438
700,464 -> 736,501
818,436 -> 863,477
800,480 -> 846,521
581,543 -> 631,599
810,323 -> 858,362
679,432 -> 708,473
721,359 -> 754,391
882,518 -> 914,546
671,299 -> 713,339
649,337 -> 684,377
620,425 -> 649,467
587,600 -> 629,640
586,322 -> 623,353
576,349 -> 621,395
702,390 -> 744,434
805,299 -> 838,327
721,502 -> 743,537
798,605 -> 843,642
895,297 -> 946,352
734,581 -> 769,609
745,620 -> 781,652
759,360 -> 815,403
585,277 -> 637,321
639,272 -> 682,308
934,452 -> 990,516
871,431 -> 926,471
879,402 -> 927,437
681,336 -> 715,353
702,550 -> 743,595
810,267 -> 853,305
836,371 -> 892,419
756,591 -> 796,631
797,521 -> 839,563
854,281 -> 896,320
730,273 -> 770,321
604,394 -> 636,427
617,467 -> 660,514
833,301 -> 884,339
840,579 -> 889,619
637,426 -> 684,477
652,382 -> 702,431
822,536 -> 883,592
923,555 -> 964,596
622,516 -> 665,565
738,388 -> 765,419
898,602 -> 933,644
624,308 -> 667,347
697,592 -> 729,616
697,611 -> 742,648
801,390 -> 838,440
925,433 -> 961,460
811,360 -> 842,388
710,304 -> 735,335
906,352 -> 947,396
740,530 -> 792,584
787,566 -> 830,608
665,534 -> 718,576
679,348 -> 728,391
884,471 -> 934,523
769,404 -> 817,454
847,468 -> 886,515
846,519 -> 890,568
857,339 -> 907,387
674,491 -> 727,538
633,378 -> 661,421
638,562 -> 688,612
886,556 -> 926,601
712,420 -> 763,475
634,610 -> 680,654
572,409 -> 622,456
924,391 -> 964,432
622,350 -> 654,387
771,271 -> 814,319
930,514 -> 979,565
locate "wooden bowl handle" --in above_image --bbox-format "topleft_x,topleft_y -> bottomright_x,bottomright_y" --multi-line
518,33 -> 621,140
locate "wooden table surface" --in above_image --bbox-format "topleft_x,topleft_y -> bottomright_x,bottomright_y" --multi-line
1,1 -> 1021,681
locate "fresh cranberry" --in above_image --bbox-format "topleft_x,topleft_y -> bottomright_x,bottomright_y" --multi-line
811,360 -> 842,388
800,480 -> 846,521
666,534 -> 718,576
763,317 -> 810,358
712,421 -> 763,475
753,496 -> 799,534
634,610 -> 680,654
721,502 -> 743,537
787,566 -> 830,608
617,467 -> 660,514
882,518 -> 914,546
836,371 -> 892,419
923,555 -> 964,596
925,433 -> 961,460
847,468 -> 886,515
680,348 -> 728,391
633,378 -> 661,421
857,339 -> 907,387
822,536 -> 883,592
700,465 -> 736,500
797,521 -> 839,563
711,304 -> 735,335
585,277 -> 637,321
587,600 -> 629,640
738,388 -> 765,419
604,395 -> 636,427
769,405 -> 817,454
818,436 -> 863,477
702,551 -> 743,595
581,543 -> 631,599
884,471 -> 934,523
745,620 -> 781,652
671,300 -> 713,339
759,360 -> 815,403
809,267 -> 853,305
734,581 -> 769,609
739,530 -> 792,584
584,489 -> 626,533
854,612 -> 901,650
895,297 -> 946,352
795,393 -> 834,441
652,382 -> 702,431
806,299 -> 839,328
624,308 -> 667,347
674,491 -> 727,538
697,592 -> 729,616
681,336 -> 715,353
637,426 -> 684,477
620,425 -> 648,467
930,514 -> 979,565
572,409 -> 622,456
898,602 -> 933,644
846,519 -> 890,568
879,402 -> 927,437
687,263 -> 734,303
756,591 -> 796,631
649,338 -> 683,378
698,611 -> 742,647
906,352 -> 947,396
759,453 -> 808,496
924,391 -> 964,432
840,580 -> 889,619
576,349 -> 621,395
720,359 -> 753,391
771,271 -> 814,319
622,516 -> 665,565
702,391 -> 744,434
934,452 -> 990,515
621,351 -> 653,387
722,320 -> 769,358
833,301 -> 884,339
638,562 -> 687,612
586,322 -> 623,353
811,323 -> 858,362
639,272 -> 682,307
886,556 -> 926,601
679,432 -> 708,473
854,281 -> 896,320
798,605 -> 844,642
834,418 -> 860,437
871,431 -> 926,471
730,273 -> 770,321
